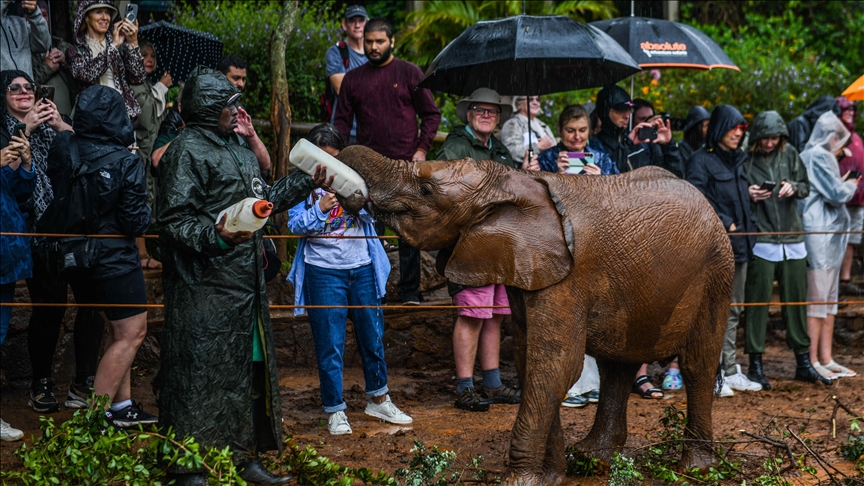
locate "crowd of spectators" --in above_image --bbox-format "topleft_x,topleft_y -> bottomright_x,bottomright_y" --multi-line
1,5 -> 862,484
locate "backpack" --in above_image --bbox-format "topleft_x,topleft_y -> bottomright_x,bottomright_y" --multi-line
35,135 -> 129,276
321,41 -> 350,122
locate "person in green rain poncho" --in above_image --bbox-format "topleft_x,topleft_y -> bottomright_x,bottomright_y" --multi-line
154,66 -> 331,485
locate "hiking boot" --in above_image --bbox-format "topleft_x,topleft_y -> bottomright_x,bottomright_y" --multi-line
328,411 -> 352,435
454,387 -> 490,412
839,280 -> 864,297
111,401 -> 158,428
1,419 -> 23,442
725,365 -> 762,392
29,378 -> 59,413
365,395 -> 413,425
483,384 -> 522,404
794,354 -> 833,385
561,393 -> 588,408
65,376 -> 94,409
583,389 -> 600,403
747,354 -> 771,391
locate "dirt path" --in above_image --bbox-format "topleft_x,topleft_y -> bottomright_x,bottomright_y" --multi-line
2,339 -> 862,484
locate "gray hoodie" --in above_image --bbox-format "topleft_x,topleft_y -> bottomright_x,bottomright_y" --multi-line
0,0 -> 52,78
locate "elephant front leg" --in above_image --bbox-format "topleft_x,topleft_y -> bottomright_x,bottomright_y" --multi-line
575,360 -> 640,462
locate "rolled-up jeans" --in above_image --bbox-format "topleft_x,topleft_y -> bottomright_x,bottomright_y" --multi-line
304,263 -> 388,413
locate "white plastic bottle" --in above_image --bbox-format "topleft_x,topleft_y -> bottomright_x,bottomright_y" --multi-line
216,198 -> 274,233
288,138 -> 369,199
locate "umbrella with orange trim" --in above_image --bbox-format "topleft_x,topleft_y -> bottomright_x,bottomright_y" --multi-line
589,17 -> 739,72
842,74 -> 864,102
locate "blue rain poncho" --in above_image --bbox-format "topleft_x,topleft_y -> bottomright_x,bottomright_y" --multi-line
798,111 -> 857,269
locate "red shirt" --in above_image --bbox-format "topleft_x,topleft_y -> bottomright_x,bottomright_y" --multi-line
334,58 -> 441,160
839,132 -> 864,206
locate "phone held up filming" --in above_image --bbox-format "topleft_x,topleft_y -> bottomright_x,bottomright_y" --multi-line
565,152 -> 594,174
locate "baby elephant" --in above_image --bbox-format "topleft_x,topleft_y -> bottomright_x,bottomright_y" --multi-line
337,145 -> 734,486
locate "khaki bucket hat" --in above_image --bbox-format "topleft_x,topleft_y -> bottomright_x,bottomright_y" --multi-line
456,88 -> 512,124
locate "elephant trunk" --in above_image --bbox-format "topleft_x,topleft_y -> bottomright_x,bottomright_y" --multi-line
336,145 -> 410,222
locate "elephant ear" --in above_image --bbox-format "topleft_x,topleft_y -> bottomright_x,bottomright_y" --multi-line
444,171 -> 573,291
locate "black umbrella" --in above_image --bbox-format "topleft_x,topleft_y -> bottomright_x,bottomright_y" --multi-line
589,17 -> 738,71
418,15 -> 641,96
138,21 -> 223,82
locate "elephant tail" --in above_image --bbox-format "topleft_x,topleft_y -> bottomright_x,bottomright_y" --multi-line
714,364 -> 724,395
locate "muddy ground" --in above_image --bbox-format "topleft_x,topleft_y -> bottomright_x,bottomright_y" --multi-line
2,335 -> 862,484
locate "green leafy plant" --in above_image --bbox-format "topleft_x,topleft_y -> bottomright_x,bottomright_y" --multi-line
275,437 -> 397,486
0,396 -> 244,485
840,419 -> 864,477
750,458 -> 793,486
609,452 -> 643,486
565,448 -> 603,477
395,441 -> 459,486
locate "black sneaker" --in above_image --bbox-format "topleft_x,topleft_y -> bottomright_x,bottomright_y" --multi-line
29,378 -> 60,413
65,376 -> 94,409
111,401 -> 159,428
454,387 -> 490,412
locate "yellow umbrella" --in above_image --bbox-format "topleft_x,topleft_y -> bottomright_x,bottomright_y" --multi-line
842,74 -> 864,101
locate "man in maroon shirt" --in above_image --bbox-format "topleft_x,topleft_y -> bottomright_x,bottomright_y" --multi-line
334,17 -> 441,304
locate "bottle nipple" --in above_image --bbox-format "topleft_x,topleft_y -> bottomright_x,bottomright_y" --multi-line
252,200 -> 274,218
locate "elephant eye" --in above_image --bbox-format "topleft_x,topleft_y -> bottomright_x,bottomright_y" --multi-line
419,184 -> 433,197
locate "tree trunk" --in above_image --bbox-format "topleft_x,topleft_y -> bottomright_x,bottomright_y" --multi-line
269,0 -> 299,258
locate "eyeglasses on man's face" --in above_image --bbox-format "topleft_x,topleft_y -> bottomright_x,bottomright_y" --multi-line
6,83 -> 36,94
471,106 -> 501,117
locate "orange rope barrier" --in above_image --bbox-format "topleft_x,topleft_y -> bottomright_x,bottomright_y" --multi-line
0,302 -> 855,309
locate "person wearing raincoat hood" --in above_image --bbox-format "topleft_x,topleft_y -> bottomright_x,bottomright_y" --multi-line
798,111 -> 860,381
155,66 -> 331,485
786,95 -> 841,153
686,105 -> 763,396
741,111 -> 829,390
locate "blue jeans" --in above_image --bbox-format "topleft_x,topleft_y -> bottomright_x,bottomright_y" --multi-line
1,282 -> 14,347
304,263 -> 388,413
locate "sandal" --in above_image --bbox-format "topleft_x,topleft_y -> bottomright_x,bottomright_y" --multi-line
824,360 -> 857,377
140,257 -> 162,270
483,385 -> 522,404
662,370 -> 683,391
632,375 -> 663,399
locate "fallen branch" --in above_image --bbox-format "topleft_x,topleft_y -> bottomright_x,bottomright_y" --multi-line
739,430 -> 797,475
784,424 -> 848,484
829,394 -> 863,439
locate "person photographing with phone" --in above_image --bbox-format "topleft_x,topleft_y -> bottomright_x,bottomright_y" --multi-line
741,110 -> 827,390
66,0 -> 146,120
538,104 -> 617,175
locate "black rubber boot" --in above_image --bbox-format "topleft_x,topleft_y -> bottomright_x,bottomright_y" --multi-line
747,354 -> 771,391
794,353 -> 832,385
163,472 -> 207,486
239,459 -> 294,485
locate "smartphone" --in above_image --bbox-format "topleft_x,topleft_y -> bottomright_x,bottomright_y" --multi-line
38,85 -> 54,102
759,181 -> 776,191
125,4 -> 138,23
565,152 -> 593,174
850,171 -> 862,179
637,126 -> 658,142
12,122 -> 27,138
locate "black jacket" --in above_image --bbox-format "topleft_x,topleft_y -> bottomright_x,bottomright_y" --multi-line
685,105 -> 757,262
44,85 -> 150,279
591,85 -> 682,177
786,95 -> 841,153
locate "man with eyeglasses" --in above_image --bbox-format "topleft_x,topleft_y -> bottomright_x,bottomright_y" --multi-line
334,17 -> 440,305
686,105 -> 762,398
437,88 -> 525,412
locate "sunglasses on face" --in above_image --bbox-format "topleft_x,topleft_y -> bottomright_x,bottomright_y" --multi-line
6,83 -> 35,94
471,106 -> 500,117
733,123 -> 748,133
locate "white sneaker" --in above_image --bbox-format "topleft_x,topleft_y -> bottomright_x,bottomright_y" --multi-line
328,411 -> 352,435
365,395 -> 413,425
717,374 -> 734,398
1,418 -> 23,442
725,364 -> 763,392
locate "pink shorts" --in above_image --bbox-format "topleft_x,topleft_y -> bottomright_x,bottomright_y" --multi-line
452,284 -> 511,319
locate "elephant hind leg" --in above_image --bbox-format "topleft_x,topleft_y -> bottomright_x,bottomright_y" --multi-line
575,360 -> 640,462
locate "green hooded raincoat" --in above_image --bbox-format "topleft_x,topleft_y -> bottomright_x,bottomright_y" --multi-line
154,67 -> 314,461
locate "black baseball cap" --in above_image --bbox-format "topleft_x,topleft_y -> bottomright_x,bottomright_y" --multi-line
344,5 -> 369,20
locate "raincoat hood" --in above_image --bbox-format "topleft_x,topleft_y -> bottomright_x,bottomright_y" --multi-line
802,95 -> 841,125
836,96 -> 857,132
596,85 -> 632,138
749,111 -> 788,141
73,85 -> 134,147
706,105 -> 746,150
804,111 -> 850,155
682,105 -> 711,134
180,66 -> 239,128
74,0 -> 118,42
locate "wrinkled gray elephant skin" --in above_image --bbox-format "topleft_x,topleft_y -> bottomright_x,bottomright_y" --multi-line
337,145 -> 734,486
